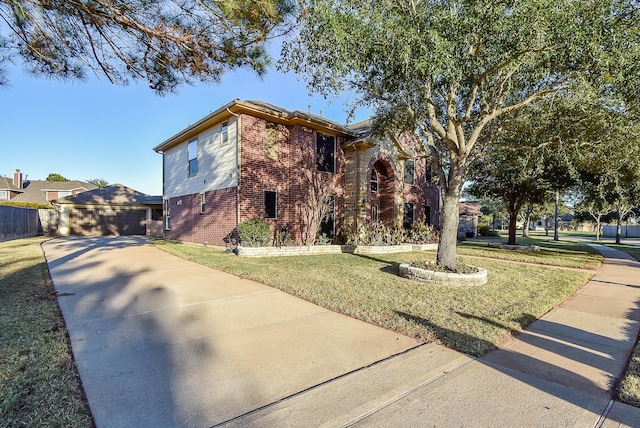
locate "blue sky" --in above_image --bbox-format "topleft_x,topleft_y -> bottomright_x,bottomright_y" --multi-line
0,45 -> 369,196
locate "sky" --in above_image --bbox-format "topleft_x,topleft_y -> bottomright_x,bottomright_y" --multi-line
0,44 -> 370,196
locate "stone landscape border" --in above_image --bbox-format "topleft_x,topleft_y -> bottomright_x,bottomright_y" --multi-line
398,263 -> 488,286
236,243 -> 438,257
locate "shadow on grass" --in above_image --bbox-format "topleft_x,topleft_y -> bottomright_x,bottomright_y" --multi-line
352,253 -> 401,275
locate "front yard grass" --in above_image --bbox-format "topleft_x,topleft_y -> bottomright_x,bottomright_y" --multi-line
458,236 -> 603,270
0,237 -> 93,427
603,243 -> 640,407
154,240 -> 598,356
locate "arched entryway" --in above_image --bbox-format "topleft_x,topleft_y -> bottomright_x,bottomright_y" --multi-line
368,159 -> 395,226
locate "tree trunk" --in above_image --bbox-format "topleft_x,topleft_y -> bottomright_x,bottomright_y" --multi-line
616,210 -> 622,245
595,215 -> 601,241
522,202 -> 533,238
553,190 -> 559,241
507,210 -> 518,245
436,180 -> 462,270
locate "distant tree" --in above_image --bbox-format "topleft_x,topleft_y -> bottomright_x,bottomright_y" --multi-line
46,173 -> 69,182
282,0 -> 631,269
0,0 -> 294,93
87,178 -> 109,188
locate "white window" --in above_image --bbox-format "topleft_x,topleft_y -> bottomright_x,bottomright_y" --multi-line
58,191 -> 71,197
188,139 -> 198,176
221,121 -> 229,146
372,204 -> 379,222
200,193 -> 205,214
0,190 -> 7,199
370,169 -> 378,192
165,199 -> 171,230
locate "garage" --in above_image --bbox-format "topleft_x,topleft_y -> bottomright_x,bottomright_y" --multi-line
69,207 -> 147,236
54,184 -> 162,237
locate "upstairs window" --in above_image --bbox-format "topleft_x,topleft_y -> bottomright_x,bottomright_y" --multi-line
188,139 -> 198,176
370,169 -> 378,192
221,121 -> 229,146
316,133 -> 335,173
265,190 -> 277,219
404,159 -> 415,185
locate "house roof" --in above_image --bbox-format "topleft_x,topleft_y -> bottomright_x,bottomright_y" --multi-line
153,99 -> 360,153
10,180 -> 98,204
53,184 -> 162,206
459,201 -> 482,216
0,176 -> 22,192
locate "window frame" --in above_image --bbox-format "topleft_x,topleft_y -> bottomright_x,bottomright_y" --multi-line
187,138 -> 198,176
164,199 -> 171,231
221,121 -> 229,146
264,190 -> 277,219
316,133 -> 336,174
403,202 -> 415,230
0,190 -> 7,199
200,193 -> 205,214
372,204 -> 379,223
370,169 -> 378,192
404,159 -> 415,185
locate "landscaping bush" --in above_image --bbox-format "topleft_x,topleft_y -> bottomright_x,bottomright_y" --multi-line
478,224 -> 491,236
237,218 -> 271,247
407,217 -> 438,244
351,222 -> 407,246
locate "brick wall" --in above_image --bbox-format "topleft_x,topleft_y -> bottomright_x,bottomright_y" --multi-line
164,187 -> 237,246
238,115 -> 345,245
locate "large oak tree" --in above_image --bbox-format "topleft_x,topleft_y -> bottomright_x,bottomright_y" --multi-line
282,0 -> 636,269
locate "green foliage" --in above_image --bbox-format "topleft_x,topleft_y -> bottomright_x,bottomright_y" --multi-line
87,178 -> 109,188
273,225 -> 292,247
350,222 -> 406,246
281,0 -> 628,269
0,201 -> 54,209
407,217 -> 438,244
237,218 -> 272,247
0,0 -> 294,93
46,173 -> 69,182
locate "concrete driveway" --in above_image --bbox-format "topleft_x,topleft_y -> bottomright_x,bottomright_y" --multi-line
43,237 -> 427,427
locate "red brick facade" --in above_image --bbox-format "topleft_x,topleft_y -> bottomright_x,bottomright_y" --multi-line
164,187 -> 237,246
238,114 -> 345,244
157,100 -> 440,247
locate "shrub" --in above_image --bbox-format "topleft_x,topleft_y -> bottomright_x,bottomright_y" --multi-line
237,218 -> 271,247
407,217 -> 438,244
351,222 -> 407,246
477,224 -> 491,236
273,224 -> 292,247
0,202 -> 55,209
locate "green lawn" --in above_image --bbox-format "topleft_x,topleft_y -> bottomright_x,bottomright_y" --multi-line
603,242 -> 640,407
0,237 -> 93,427
154,240 -> 598,356
458,236 -> 603,270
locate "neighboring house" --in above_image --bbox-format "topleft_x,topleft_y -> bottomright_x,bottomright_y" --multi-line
54,184 -> 163,236
153,99 -> 441,246
0,170 -> 24,201
458,201 -> 482,238
4,169 -> 97,205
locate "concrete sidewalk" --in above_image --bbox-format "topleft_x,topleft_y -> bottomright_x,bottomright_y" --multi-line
44,237 -> 640,427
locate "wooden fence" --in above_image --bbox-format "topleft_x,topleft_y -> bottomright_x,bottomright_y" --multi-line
0,206 -> 59,242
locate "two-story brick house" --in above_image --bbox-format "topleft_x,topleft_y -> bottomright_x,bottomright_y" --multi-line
153,100 -> 440,246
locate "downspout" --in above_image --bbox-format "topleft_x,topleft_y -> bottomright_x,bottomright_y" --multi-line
355,147 -> 361,232
227,108 -> 241,228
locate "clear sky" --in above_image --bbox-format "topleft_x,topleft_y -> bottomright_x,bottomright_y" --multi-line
0,43 -> 369,196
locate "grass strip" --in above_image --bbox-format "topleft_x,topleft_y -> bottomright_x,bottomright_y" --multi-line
154,240 -> 594,357
0,237 -> 93,427
605,243 -> 640,407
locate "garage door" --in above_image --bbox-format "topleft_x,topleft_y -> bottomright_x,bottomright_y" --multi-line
70,208 -> 146,236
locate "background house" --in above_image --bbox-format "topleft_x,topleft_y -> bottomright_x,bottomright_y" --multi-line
154,99 -> 441,246
2,169 -> 97,205
458,201 -> 482,238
